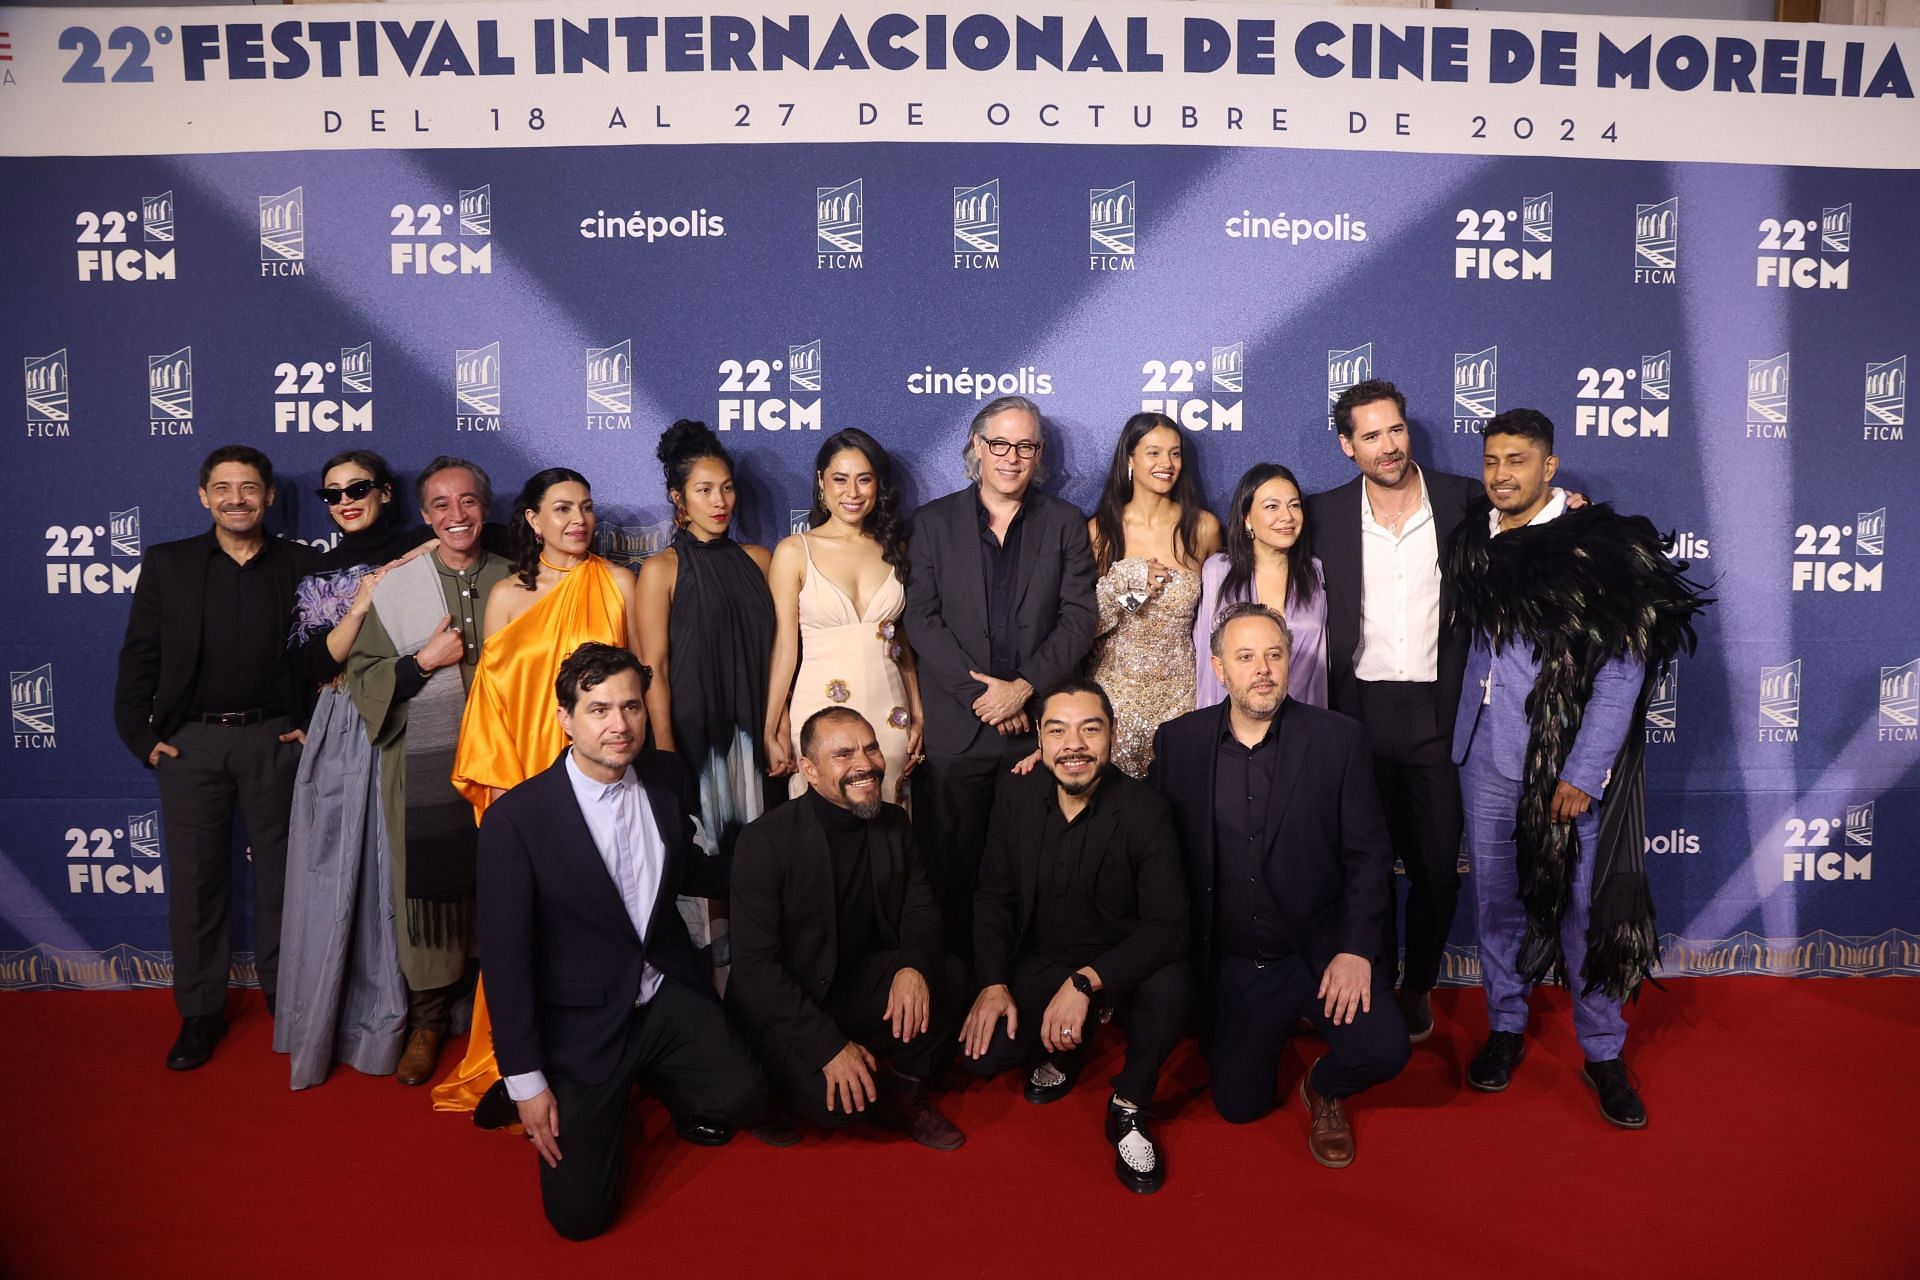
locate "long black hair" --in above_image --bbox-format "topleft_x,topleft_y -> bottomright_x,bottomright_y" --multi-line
657,419 -> 735,513
808,427 -> 909,584
509,467 -> 590,589
1221,463 -> 1318,610
1090,412 -> 1205,575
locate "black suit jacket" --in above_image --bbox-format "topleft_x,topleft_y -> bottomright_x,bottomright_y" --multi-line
972,768 -> 1188,996
476,749 -> 728,1087
1147,699 -> 1392,978
113,528 -> 321,765
904,485 -> 1097,755
727,796 -> 943,1073
1306,467 -> 1480,721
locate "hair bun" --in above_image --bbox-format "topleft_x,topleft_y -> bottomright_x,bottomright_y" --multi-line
657,419 -> 718,467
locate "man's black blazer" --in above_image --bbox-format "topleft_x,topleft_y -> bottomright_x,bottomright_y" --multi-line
477,748 -> 727,1087
1147,699 -> 1393,979
904,485 -> 1097,756
1305,467 -> 1481,721
728,796 -> 943,1074
113,528 -> 320,765
972,767 -> 1188,996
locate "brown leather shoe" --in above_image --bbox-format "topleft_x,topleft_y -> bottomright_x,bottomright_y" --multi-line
875,1072 -> 966,1151
396,1028 -> 444,1087
1299,1071 -> 1355,1168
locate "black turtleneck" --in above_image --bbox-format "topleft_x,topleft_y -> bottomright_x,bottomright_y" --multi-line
809,787 -> 876,969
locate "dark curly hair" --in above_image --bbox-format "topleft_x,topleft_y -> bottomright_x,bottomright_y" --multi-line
1091,412 -> 1206,575
807,428 -> 909,584
509,467 -> 591,589
1221,462 -> 1318,611
657,419 -> 735,512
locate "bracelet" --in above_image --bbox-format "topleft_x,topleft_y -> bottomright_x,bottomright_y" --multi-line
410,653 -> 432,678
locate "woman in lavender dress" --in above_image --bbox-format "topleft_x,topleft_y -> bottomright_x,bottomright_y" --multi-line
1193,463 -> 1328,709
274,451 -> 434,1089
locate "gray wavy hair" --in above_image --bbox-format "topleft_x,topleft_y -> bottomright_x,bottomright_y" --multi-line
961,395 -> 1049,484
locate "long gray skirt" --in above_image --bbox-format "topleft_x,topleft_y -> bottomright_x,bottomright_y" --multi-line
272,685 -> 407,1089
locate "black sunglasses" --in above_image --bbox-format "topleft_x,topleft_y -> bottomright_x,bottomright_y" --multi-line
316,478 -> 381,506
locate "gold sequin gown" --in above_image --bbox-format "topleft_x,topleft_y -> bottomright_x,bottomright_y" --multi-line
1090,558 -> 1201,777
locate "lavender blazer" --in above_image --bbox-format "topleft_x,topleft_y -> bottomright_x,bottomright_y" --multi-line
1192,553 -> 1329,710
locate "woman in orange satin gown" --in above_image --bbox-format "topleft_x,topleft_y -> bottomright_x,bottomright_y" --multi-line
430,467 -> 635,1117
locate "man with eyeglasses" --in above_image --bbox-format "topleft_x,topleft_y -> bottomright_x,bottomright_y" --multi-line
904,395 -> 1097,964
114,445 -> 320,1070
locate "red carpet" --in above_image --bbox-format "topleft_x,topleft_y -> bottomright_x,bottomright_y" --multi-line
3,978 -> 1914,1279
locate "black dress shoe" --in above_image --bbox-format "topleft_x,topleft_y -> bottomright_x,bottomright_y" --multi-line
473,1078 -> 518,1131
1467,1030 -> 1527,1092
1024,1053 -> 1082,1105
672,1115 -> 736,1146
166,1015 -> 227,1072
1105,1102 -> 1165,1194
1582,1058 -> 1648,1130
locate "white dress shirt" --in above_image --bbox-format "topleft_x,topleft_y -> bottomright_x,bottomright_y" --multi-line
1353,467 -> 1441,683
504,752 -> 669,1103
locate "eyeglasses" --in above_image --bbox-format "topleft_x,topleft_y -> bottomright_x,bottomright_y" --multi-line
979,437 -> 1041,459
316,478 -> 380,506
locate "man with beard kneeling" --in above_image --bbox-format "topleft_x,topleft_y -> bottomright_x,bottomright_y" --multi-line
728,707 -> 967,1150
959,679 -> 1191,1193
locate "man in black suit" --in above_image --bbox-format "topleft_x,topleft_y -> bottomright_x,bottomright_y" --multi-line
905,395 -> 1097,961
1305,379 -> 1479,1043
114,445 -> 320,1071
1149,603 -> 1408,1169
478,644 -> 765,1241
729,707 -> 967,1150
960,679 -> 1190,1194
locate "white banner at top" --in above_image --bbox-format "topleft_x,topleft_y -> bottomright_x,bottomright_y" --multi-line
0,1 -> 1915,167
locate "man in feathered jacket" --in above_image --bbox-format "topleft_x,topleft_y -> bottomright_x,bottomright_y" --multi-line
1447,408 -> 1707,1130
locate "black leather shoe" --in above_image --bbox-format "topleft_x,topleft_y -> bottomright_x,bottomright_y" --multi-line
473,1078 -> 518,1131
1582,1058 -> 1648,1130
1105,1102 -> 1165,1194
1024,1053 -> 1082,1104
166,1015 -> 227,1071
672,1115 -> 736,1146
1467,1031 -> 1527,1092
749,1109 -> 803,1148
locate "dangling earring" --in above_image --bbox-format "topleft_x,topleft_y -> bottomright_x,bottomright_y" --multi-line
1244,524 -> 1253,538
1127,463 -> 1134,484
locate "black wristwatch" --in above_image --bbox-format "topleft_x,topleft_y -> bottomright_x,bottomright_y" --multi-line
1068,972 -> 1096,1000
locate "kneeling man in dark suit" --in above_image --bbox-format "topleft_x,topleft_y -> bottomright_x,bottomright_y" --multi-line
960,679 -> 1191,1194
478,643 -> 766,1241
729,707 -> 967,1151
1149,603 -> 1409,1169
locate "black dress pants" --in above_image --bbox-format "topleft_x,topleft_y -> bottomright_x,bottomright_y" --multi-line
1206,953 -> 1409,1122
913,732 -> 1034,965
962,952 -> 1192,1108
539,980 -> 766,1242
1356,679 -> 1463,994
153,717 -> 301,1017
772,949 -> 969,1131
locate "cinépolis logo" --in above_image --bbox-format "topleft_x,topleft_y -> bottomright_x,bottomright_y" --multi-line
1226,209 -> 1366,245
579,207 -> 726,242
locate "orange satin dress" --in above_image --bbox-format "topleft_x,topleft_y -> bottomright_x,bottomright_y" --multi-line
431,555 -> 628,1113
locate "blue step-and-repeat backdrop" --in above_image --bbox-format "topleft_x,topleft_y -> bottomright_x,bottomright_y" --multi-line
2,2 -> 1916,989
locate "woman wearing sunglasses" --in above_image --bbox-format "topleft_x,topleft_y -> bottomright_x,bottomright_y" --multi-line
277,450 -> 440,1089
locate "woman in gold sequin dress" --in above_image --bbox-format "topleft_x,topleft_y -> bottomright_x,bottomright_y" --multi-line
766,428 -> 924,805
1085,412 -> 1221,777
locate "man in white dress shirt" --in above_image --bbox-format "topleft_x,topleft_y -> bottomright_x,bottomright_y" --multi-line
1306,380 -> 1483,1043
477,643 -> 765,1240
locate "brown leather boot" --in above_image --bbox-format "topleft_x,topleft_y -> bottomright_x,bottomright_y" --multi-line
396,1028 -> 444,1087
875,1070 -> 966,1151
1299,1070 -> 1355,1168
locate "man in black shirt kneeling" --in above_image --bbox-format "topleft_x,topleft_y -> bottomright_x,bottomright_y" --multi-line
729,707 -> 967,1151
